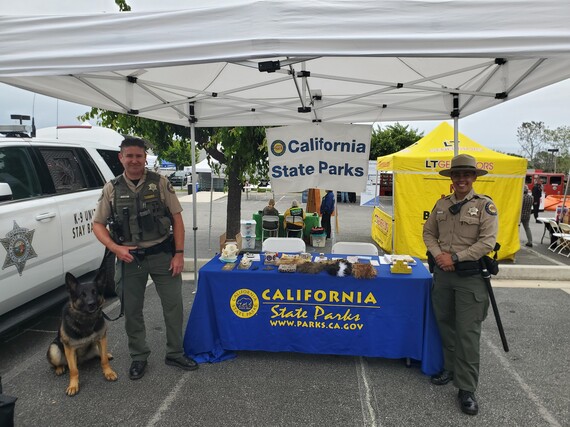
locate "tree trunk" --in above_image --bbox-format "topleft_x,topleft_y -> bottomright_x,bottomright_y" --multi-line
226,166 -> 242,239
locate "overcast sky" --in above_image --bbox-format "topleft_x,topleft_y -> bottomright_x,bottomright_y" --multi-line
2,0 -> 569,154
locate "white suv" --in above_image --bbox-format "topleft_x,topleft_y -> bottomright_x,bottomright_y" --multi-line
0,123 -> 122,332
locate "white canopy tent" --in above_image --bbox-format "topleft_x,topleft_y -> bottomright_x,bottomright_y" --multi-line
2,0 -> 570,276
2,1 -> 570,127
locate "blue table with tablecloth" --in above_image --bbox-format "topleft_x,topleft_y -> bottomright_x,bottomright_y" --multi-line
183,254 -> 443,375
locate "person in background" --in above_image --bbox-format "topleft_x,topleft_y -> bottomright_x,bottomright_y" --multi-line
531,178 -> 542,222
283,200 -> 305,233
93,136 -> 198,381
320,190 -> 335,239
521,185 -> 534,247
341,191 -> 349,203
262,198 -> 279,230
423,154 -> 498,416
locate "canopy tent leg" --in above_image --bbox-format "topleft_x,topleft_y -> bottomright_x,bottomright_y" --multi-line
189,115 -> 198,286
208,173 -> 213,251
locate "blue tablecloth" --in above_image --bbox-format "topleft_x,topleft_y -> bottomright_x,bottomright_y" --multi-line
183,254 -> 443,375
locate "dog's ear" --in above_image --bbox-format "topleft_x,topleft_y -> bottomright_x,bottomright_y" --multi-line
65,272 -> 78,293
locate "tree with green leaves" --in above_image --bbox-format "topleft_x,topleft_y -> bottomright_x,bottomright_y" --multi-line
369,123 -> 423,160
79,109 -> 267,238
206,127 -> 268,236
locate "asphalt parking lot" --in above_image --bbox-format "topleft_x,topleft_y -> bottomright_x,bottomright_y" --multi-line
1,191 -> 568,426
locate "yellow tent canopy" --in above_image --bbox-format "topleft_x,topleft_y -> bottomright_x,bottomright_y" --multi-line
374,122 -> 527,260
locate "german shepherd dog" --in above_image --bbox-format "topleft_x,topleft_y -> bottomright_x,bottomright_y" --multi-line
47,270 -> 118,396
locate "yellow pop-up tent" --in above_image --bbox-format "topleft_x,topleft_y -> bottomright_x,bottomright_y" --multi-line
374,122 -> 527,260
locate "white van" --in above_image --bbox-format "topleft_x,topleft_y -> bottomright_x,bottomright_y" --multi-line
0,123 -> 122,332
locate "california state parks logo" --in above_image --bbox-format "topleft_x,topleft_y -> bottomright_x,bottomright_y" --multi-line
270,140 -> 286,157
230,289 -> 259,318
1,221 -> 38,275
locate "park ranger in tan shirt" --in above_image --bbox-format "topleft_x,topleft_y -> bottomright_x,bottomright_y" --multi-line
423,154 -> 498,417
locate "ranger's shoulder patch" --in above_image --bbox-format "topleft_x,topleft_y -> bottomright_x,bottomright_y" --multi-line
166,182 -> 176,194
485,201 -> 498,216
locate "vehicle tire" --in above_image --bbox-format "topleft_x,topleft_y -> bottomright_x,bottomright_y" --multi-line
102,252 -> 117,297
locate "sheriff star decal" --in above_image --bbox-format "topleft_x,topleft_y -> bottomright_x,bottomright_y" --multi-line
1,221 -> 38,275
468,207 -> 479,216
148,183 -> 158,192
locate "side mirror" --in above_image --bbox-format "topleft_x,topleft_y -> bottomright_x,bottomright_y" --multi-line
0,182 -> 14,202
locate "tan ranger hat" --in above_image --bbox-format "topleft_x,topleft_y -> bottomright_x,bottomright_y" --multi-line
439,154 -> 488,177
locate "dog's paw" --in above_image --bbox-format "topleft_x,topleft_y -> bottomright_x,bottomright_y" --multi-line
66,382 -> 79,397
55,366 -> 66,376
104,368 -> 118,381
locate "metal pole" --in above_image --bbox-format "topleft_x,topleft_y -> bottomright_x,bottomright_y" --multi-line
190,120 -> 198,286
452,93 -> 459,157
208,173 -> 213,251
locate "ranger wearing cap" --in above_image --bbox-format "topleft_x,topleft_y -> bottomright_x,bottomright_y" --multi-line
422,154 -> 498,416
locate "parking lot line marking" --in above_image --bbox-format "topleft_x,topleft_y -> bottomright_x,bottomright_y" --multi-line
356,356 -> 379,427
484,334 -> 562,427
146,373 -> 188,427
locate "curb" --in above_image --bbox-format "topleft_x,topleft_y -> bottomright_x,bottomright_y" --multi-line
184,258 -> 570,281
494,264 -> 570,281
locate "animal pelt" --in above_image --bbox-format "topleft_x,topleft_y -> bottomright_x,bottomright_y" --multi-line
296,262 -> 327,274
324,259 -> 353,277
351,262 -> 378,279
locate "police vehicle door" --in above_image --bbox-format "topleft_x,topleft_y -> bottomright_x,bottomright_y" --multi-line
0,144 -> 63,316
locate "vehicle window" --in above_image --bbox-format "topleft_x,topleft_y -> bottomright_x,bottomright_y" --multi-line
550,176 -> 562,185
0,147 -> 42,200
39,148 -> 87,193
525,175 -> 532,184
539,176 -> 547,185
97,148 -> 123,177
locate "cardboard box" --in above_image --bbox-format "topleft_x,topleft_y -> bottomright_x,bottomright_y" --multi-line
219,232 -> 243,254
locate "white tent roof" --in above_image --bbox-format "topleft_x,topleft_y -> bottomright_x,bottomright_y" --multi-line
1,0 -> 570,127
195,158 -> 225,177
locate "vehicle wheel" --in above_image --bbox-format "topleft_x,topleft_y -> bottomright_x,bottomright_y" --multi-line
102,252 -> 117,297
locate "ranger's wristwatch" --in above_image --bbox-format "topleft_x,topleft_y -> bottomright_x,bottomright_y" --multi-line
451,253 -> 459,264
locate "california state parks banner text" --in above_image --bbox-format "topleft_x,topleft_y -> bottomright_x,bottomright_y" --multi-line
266,124 -> 372,193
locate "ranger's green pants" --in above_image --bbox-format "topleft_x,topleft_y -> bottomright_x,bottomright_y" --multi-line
432,267 -> 489,392
115,251 -> 184,361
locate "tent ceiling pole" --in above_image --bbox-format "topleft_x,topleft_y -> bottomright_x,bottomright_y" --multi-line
189,104 -> 198,285
451,93 -> 459,156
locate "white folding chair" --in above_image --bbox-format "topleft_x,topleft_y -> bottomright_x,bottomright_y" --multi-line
262,237 -> 306,253
548,219 -> 565,252
556,222 -> 570,256
285,215 -> 304,238
331,242 -> 379,256
261,215 -> 279,241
